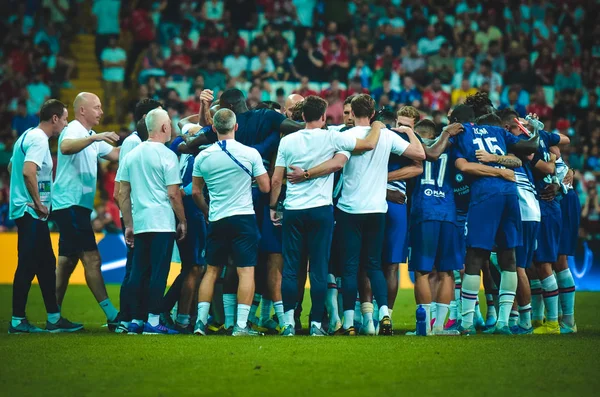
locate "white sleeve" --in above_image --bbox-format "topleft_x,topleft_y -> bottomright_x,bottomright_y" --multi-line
251,149 -> 267,177
119,157 -> 130,182
331,131 -> 356,159
274,140 -> 286,168
163,151 -> 182,186
62,123 -> 82,140
192,154 -> 204,178
97,140 -> 114,157
23,135 -> 48,169
389,129 -> 410,156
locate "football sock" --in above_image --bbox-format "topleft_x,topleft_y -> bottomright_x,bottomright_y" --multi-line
249,293 -> 261,322
541,275 -> 559,322
485,293 -> 497,321
354,296 -> 362,325
434,303 -> 449,331
284,309 -> 295,327
343,309 -> 354,330
497,271 -> 517,328
47,312 -> 61,324
223,294 -> 236,329
449,301 -> 457,321
530,279 -> 545,321
147,313 -> 160,327
273,301 -> 285,328
198,302 -> 210,325
430,302 -> 437,323
326,274 -> 340,324
237,304 -> 250,328
518,304 -> 532,329
461,274 -> 480,329
11,316 -> 25,328
378,304 -> 390,321
509,310 -> 519,328
99,298 -> 118,322
556,269 -> 576,326
176,314 -> 190,326
260,298 -> 273,323
361,302 -> 374,326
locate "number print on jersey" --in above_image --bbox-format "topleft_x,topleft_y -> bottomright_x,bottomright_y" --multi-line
422,153 -> 448,187
473,137 -> 505,155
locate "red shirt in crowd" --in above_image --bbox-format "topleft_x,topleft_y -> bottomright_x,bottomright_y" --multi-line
8,49 -> 29,76
324,50 -> 349,67
166,54 -> 192,76
129,9 -> 155,42
346,87 -> 370,97
527,103 -> 553,120
293,87 -> 318,97
422,89 -> 450,112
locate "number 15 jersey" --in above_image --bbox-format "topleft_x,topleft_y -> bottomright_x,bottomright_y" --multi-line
453,123 -> 521,206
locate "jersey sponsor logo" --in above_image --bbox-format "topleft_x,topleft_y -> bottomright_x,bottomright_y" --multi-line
424,188 -> 446,198
455,173 -> 463,183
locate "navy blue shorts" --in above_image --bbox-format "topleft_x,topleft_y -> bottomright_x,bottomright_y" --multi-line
534,202 -> 561,263
206,215 -> 260,267
559,189 -> 581,256
516,221 -> 540,269
409,220 -> 463,272
466,194 -> 522,251
383,201 -> 409,264
177,198 -> 207,268
52,206 -> 97,257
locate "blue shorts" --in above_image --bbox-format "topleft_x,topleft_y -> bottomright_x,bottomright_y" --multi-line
177,198 -> 207,268
206,215 -> 260,267
559,189 -> 581,256
409,221 -> 463,272
260,203 -> 283,253
52,206 -> 97,257
516,221 -> 540,269
466,194 -> 522,251
534,201 -> 561,263
383,201 -> 409,264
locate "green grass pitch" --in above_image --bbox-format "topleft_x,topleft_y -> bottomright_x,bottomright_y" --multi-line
1,285 -> 599,397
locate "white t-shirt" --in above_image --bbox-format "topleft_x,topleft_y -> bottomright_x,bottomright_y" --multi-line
92,0 -> 121,35
275,128 -> 356,210
193,139 -> 267,222
9,128 -> 53,220
223,55 -> 249,78
52,120 -> 114,211
101,47 -> 127,82
337,126 -> 410,214
115,132 -> 141,182
119,141 -> 182,234
250,56 -> 275,73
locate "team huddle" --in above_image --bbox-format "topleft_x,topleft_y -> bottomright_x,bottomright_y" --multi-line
8,87 -> 579,337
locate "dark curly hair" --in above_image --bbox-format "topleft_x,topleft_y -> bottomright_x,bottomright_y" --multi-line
465,92 -> 494,118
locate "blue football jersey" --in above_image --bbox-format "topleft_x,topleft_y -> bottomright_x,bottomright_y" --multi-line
410,141 -> 457,224
453,168 -> 471,222
531,130 -> 561,195
454,123 -> 520,205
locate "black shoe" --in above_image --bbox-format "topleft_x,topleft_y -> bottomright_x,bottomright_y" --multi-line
174,322 -> 193,335
160,312 -> 175,328
379,316 -> 393,336
46,317 -> 84,333
107,313 -> 120,332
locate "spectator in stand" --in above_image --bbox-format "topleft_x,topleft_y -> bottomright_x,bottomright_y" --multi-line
556,25 -> 581,57
323,39 -> 350,81
321,22 -> 349,59
432,8 -> 455,46
43,0 -> 70,26
198,21 -> 226,58
201,0 -> 225,25
223,29 -> 247,56
92,0 -> 121,68
348,59 -> 373,90
527,87 -> 553,121
423,77 -> 451,112
294,38 -> 325,82
402,43 -> 426,74
451,78 -> 477,106
273,50 -> 293,82
417,25 -> 446,56
251,50 -> 276,81
534,45 -> 556,86
533,11 -> 558,49
505,57 -> 537,93
406,7 -> 429,43
124,0 -> 156,88
166,38 -> 192,81
452,56 -> 477,89
475,16 -> 503,53
499,86 -> 527,117
476,40 -> 506,75
269,0 -> 297,29
474,59 -> 503,94
350,23 -> 376,60
223,44 -> 249,82
352,2 -> 378,33
346,77 -> 370,97
227,0 -> 257,30
293,76 -> 318,97
377,5 -> 405,36
429,42 -> 455,84
586,147 -> 600,172
375,24 -> 406,57
11,101 -> 39,137
553,89 -> 584,127
555,62 -> 583,95
371,78 -> 399,107
201,57 -> 227,94
101,37 -> 127,123
26,73 -> 51,116
139,42 -> 166,83
251,24 -> 275,57
397,76 -> 422,107
185,87 -> 203,115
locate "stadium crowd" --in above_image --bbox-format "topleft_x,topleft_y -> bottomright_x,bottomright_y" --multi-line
1,0 -> 596,336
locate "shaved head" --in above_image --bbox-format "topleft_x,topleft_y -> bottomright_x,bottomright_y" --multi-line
284,94 -> 304,119
73,92 -> 103,129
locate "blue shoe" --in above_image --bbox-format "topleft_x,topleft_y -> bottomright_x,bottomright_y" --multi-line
560,322 -> 577,334
281,324 -> 295,336
143,323 -> 179,335
512,325 -> 533,335
483,325 -> 512,335
309,324 -> 328,336
458,325 -> 477,336
232,324 -> 263,336
46,317 -> 84,333
8,319 -> 46,334
194,320 -> 207,336
127,322 -> 143,335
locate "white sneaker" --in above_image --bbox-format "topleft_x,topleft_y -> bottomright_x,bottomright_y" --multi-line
359,319 -> 376,336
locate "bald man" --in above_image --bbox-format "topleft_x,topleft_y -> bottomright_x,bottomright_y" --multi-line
52,92 -> 121,329
284,94 -> 304,119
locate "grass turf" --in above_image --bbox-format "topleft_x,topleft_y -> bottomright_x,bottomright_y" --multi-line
1,285 -> 599,397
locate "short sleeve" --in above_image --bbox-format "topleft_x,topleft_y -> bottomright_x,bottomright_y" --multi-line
546,131 -> 561,147
274,140 -> 286,167
163,151 -> 182,186
62,123 -> 83,140
266,109 -> 286,132
192,154 -> 204,178
251,149 -> 268,177
331,131 -> 356,157
24,135 -> 48,169
169,136 -> 185,154
389,129 -> 410,156
119,157 -> 130,182
97,140 -> 114,157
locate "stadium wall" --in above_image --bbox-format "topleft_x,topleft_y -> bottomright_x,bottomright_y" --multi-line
0,233 -> 598,291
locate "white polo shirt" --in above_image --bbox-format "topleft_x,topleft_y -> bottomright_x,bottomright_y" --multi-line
275,128 -> 356,210
119,141 -> 182,234
193,139 -> 266,222
9,128 -> 53,220
337,126 -> 410,214
52,120 -> 114,211
115,131 -> 141,182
